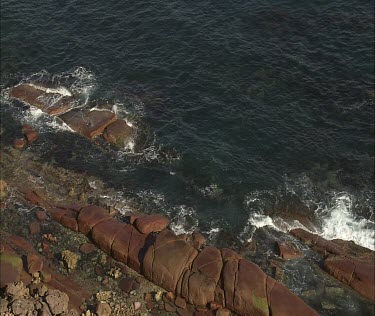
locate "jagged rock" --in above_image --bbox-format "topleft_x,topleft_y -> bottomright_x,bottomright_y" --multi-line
11,298 -> 35,315
61,250 -> 79,272
45,289 -> 69,315
0,252 -> 23,287
40,302 -> 52,316
134,214 -> 170,234
4,281 -> 28,299
10,84 -> 76,115
0,298 -> 8,314
276,241 -> 303,260
103,119 -> 133,147
60,109 -> 117,139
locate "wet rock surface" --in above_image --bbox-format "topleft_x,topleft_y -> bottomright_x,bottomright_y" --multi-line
0,114 -> 374,316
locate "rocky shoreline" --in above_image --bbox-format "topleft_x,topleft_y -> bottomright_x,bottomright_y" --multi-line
0,82 -> 374,315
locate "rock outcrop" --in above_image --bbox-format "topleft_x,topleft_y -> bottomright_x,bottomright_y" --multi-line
42,202 -> 319,316
10,84 -> 76,115
291,228 -> 375,301
9,82 -> 135,147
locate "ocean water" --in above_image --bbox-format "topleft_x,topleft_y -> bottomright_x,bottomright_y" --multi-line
1,1 -> 374,249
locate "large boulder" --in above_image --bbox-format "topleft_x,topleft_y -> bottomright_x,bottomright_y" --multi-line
103,119 -> 134,147
134,214 -> 170,234
60,109 -> 117,139
143,230 -> 198,292
10,84 -> 76,115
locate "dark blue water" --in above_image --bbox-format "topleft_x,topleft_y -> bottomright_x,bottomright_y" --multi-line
1,0 -> 374,247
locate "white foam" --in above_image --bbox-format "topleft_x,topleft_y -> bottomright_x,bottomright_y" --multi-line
26,83 -> 72,97
242,189 -> 375,250
168,205 -> 199,235
319,193 -> 375,250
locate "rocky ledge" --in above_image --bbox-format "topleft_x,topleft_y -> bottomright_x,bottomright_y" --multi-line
9,83 -> 134,147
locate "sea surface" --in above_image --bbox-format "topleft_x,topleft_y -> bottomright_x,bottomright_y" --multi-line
1,0 -> 374,250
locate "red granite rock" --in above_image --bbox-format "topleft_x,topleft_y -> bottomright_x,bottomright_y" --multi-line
47,207 -> 71,222
143,230 -> 198,292
127,227 -> 149,273
175,297 -> 187,309
11,84 -> 76,115
24,130 -> 39,143
103,119 -> 134,147
13,138 -> 27,149
180,270 -> 216,306
111,224 -> 133,265
119,277 -> 135,293
60,210 -> 78,232
26,254 -> 44,274
29,221 -> 41,235
276,241 -> 303,260
7,235 -> 35,253
60,109 -> 117,139
79,243 -> 96,254
92,219 -> 127,255
289,228 -> 319,245
324,255 -> 375,301
192,247 -> 222,284
191,231 -> 205,249
233,259 -> 268,316
267,276 -> 319,316
35,210 -> 47,221
134,214 -> 170,234
77,205 -> 111,235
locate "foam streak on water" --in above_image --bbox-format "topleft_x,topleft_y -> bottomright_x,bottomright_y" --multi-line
247,191 -> 375,250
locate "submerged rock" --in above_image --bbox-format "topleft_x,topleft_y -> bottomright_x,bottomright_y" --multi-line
60,109 -> 117,139
103,119 -> 134,147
